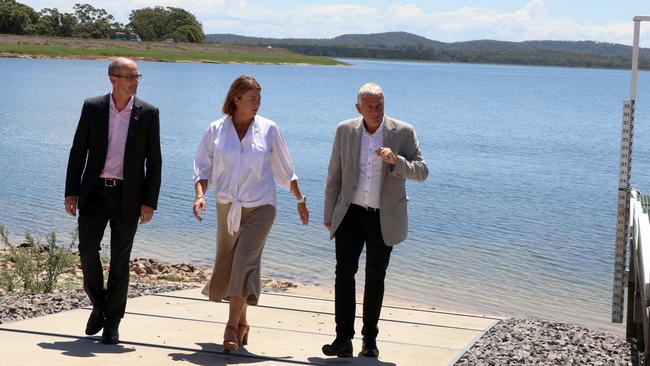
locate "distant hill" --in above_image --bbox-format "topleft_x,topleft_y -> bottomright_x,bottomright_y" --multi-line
205,32 -> 445,48
449,39 -> 650,60
204,32 -> 650,69
328,32 -> 446,48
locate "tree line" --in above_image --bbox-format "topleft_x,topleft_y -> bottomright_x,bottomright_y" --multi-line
0,0 -> 204,42
277,44 -> 650,70
205,32 -> 650,70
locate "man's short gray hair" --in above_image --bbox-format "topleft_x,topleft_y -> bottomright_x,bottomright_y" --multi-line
357,83 -> 384,103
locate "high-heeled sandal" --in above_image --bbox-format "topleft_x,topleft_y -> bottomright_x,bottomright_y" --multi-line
223,325 -> 239,353
238,323 -> 250,346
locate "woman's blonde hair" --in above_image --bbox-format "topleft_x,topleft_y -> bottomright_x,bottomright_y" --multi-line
222,75 -> 262,116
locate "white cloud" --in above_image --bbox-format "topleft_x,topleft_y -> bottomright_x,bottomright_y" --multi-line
20,0 -> 650,46
202,3 -> 382,38
384,0 -> 648,46
206,0 -> 649,46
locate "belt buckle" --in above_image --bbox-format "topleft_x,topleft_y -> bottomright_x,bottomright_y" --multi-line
104,179 -> 117,187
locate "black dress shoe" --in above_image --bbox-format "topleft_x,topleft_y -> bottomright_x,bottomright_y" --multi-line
101,318 -> 121,344
322,337 -> 353,357
85,309 -> 104,335
362,338 -> 379,357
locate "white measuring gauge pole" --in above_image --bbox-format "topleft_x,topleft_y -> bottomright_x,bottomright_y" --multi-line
612,17 -> 646,323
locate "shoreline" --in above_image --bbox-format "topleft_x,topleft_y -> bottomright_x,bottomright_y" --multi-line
0,52 -> 327,67
0,242 -> 625,334
0,35 -> 346,66
0,252 -> 637,363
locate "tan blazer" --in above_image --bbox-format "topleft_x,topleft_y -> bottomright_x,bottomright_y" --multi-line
324,116 -> 428,245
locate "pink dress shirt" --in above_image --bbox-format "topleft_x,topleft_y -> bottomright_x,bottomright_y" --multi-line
100,94 -> 133,180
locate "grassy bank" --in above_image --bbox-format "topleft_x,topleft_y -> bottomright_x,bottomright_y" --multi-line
0,35 -> 345,66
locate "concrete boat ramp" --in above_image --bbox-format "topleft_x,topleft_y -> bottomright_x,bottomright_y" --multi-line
0,288 -> 501,365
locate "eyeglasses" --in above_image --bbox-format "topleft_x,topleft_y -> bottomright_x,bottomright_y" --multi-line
112,74 -> 142,82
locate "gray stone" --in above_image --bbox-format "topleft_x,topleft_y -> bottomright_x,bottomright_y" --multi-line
454,318 -> 633,365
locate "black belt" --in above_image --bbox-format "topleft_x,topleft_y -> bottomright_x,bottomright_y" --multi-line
351,204 -> 380,213
99,178 -> 123,188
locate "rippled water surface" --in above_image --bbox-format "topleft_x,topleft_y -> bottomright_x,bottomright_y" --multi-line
2,57 -> 650,332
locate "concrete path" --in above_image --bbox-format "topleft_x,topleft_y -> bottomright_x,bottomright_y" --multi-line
0,288 -> 500,365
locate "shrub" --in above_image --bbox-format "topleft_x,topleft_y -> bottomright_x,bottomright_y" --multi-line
0,225 -> 77,294
42,231 -> 76,293
0,267 -> 16,291
0,226 -> 16,291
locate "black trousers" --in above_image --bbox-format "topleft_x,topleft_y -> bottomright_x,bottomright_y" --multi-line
334,204 -> 392,340
78,182 -> 138,320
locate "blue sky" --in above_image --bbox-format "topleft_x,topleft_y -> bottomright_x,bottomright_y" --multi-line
21,0 -> 650,45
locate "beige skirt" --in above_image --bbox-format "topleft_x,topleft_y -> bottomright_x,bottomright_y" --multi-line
201,203 -> 276,305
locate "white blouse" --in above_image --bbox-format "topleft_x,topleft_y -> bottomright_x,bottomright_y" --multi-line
193,115 -> 298,234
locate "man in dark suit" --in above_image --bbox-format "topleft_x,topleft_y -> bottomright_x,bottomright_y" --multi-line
64,57 -> 162,344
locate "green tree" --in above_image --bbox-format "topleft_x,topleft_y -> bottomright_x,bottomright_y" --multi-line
165,7 -> 204,42
173,24 -> 203,43
25,8 -> 77,37
129,6 -> 204,43
0,0 -> 38,35
59,12 -> 78,37
128,6 -> 165,41
73,3 -> 123,38
26,7 -> 59,36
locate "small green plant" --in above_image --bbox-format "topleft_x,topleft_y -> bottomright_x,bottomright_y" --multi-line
42,232 -> 76,293
0,225 -> 16,291
0,225 -> 78,294
0,225 -> 8,246
0,267 -> 16,291
13,233 -> 40,293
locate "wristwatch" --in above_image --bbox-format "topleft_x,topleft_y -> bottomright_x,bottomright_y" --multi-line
297,196 -> 307,204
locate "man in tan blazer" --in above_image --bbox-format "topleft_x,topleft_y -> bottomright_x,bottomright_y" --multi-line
322,83 -> 428,358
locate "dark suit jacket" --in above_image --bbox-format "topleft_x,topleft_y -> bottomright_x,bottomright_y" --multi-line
65,94 -> 162,217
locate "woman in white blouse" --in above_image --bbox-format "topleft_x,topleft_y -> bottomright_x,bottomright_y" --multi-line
192,75 -> 309,352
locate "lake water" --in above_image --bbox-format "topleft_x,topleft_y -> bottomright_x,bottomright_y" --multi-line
2,57 -> 650,333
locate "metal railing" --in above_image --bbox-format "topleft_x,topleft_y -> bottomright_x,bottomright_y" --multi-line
626,190 -> 650,362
